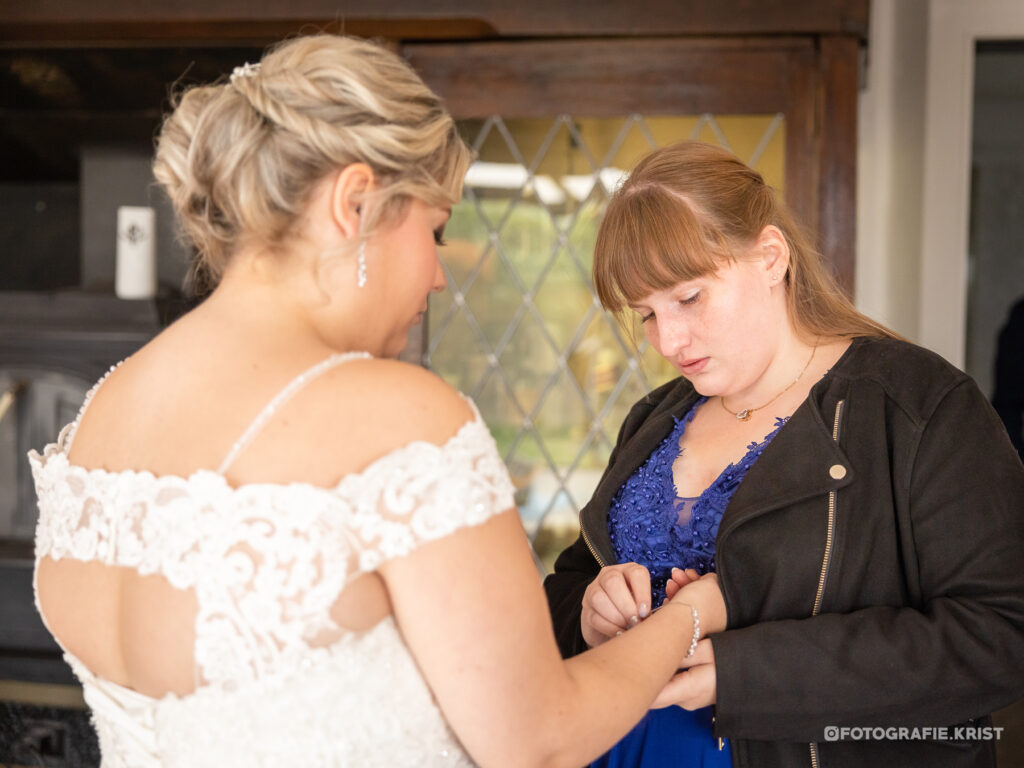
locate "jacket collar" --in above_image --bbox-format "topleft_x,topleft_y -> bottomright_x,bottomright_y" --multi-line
717,390 -> 852,543
579,343 -> 862,565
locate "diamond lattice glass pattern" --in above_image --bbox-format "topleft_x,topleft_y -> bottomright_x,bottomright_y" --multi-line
427,114 -> 785,571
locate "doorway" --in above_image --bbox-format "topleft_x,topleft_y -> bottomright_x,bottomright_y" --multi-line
966,41 -> 1024,411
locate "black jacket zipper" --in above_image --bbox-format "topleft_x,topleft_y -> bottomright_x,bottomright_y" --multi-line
810,399 -> 845,768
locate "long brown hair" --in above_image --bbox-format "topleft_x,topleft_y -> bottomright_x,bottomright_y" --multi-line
593,141 -> 897,341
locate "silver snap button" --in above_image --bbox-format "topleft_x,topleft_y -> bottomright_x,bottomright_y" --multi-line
829,464 -> 847,480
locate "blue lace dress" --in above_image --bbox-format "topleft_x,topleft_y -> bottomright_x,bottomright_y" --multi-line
592,397 -> 787,768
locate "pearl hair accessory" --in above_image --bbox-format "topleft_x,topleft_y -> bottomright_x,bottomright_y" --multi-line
230,62 -> 261,85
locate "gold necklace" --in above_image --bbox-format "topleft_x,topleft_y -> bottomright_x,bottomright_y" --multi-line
720,344 -> 817,421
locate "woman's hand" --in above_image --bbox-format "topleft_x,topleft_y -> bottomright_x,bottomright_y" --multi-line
580,563 -> 653,648
667,571 -> 727,637
643,572 -> 725,710
664,566 -> 700,599
651,639 -> 718,710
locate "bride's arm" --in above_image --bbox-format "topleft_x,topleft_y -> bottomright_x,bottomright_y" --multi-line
366,368 -> 721,768
381,510 -> 705,768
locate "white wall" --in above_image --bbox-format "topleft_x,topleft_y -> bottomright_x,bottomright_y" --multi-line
858,0 -> 1024,369
856,0 -> 929,340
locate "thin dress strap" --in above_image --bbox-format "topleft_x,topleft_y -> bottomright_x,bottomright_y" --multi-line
217,351 -> 371,476
63,360 -> 126,454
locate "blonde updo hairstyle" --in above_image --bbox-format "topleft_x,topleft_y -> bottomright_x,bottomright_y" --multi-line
593,141 -> 896,341
153,34 -> 471,293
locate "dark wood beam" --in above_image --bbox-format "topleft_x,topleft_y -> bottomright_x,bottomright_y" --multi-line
405,37 -> 816,118
1,0 -> 868,45
0,19 -> 496,47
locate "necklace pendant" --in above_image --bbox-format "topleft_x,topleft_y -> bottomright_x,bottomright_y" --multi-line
735,409 -> 751,421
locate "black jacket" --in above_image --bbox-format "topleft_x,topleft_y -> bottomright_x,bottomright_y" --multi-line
544,337 -> 1024,767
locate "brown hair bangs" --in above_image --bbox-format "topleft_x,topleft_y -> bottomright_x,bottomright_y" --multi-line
593,184 -> 733,312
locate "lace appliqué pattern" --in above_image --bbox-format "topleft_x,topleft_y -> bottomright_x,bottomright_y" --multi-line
608,398 -> 787,607
29,381 -> 514,766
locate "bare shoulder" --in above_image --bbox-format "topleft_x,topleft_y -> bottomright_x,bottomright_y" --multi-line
244,356 -> 480,485
322,357 -> 475,447
71,337 -> 480,485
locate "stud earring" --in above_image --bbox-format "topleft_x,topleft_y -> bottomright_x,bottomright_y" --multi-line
356,242 -> 367,288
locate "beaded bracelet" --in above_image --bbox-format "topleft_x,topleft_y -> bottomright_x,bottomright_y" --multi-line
685,605 -> 701,658
657,601 -> 701,657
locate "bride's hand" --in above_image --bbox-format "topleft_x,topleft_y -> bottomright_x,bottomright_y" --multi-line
580,562 -> 652,648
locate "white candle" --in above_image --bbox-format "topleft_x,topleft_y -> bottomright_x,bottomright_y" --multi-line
115,205 -> 157,299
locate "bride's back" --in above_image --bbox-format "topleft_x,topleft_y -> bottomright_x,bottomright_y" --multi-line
32,31 -> 477,710
30,312 -> 509,767
28,33 -> 510,765
34,321 -> 438,699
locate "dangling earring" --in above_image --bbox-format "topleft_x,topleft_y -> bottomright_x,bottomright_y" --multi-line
356,241 -> 367,288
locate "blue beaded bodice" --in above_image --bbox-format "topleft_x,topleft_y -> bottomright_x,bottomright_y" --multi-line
608,397 -> 787,607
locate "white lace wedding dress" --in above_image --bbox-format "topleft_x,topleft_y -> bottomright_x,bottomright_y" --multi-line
29,352 -> 515,766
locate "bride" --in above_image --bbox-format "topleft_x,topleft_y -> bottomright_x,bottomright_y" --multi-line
29,34 -> 724,766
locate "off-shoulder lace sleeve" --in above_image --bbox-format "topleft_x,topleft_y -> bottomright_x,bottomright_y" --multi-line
30,400 -> 516,692
339,404 -> 517,574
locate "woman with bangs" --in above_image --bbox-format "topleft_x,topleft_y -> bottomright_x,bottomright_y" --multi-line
544,141 -> 1024,768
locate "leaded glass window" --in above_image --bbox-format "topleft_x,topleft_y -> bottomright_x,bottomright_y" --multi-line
428,114 -> 785,571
